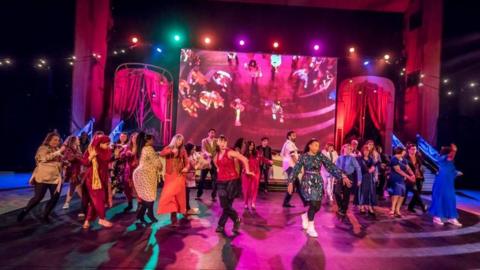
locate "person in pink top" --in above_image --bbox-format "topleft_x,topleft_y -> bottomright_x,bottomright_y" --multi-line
214,135 -> 254,235
242,141 -> 272,210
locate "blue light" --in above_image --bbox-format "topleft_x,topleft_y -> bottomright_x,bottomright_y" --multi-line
156,48 -> 162,53
363,60 -> 370,66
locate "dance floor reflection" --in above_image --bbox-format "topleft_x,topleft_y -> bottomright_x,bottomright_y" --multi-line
0,191 -> 479,270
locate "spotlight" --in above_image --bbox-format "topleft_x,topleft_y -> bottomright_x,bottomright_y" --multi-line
72,56 -> 76,60
470,82 -> 476,88
349,79 -> 353,83
69,61 -> 74,66
400,72 -> 404,76
363,60 -> 370,66
447,91 -> 453,96
113,50 -> 118,55
131,36 -> 139,44
4,59 -> 11,64
174,34 -> 181,42
313,44 -> 320,51
420,73 -> 425,78
402,68 -> 406,72
204,37 -> 211,45
418,82 -> 424,87
239,40 -> 245,46
156,47 -> 162,53
384,54 -> 390,60
443,78 -> 449,84
121,49 -> 126,54
273,41 -> 279,49
40,59 -> 46,64
349,47 -> 355,53
474,96 -> 479,101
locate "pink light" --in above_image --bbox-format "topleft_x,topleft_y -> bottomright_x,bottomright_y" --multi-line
239,40 -> 245,46
131,36 -> 139,44
273,41 -> 279,49
313,44 -> 320,51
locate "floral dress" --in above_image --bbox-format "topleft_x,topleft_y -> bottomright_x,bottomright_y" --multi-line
133,146 -> 162,202
289,153 -> 343,201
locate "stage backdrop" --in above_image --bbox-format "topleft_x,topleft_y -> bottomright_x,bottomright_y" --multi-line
176,49 -> 337,149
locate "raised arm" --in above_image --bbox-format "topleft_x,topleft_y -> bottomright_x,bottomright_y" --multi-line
228,150 -> 252,174
35,146 -> 63,163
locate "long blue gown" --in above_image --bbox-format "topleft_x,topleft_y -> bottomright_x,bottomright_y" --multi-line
429,155 -> 458,219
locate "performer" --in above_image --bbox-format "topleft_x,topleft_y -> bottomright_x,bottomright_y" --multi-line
257,137 -> 273,193
388,146 -> 415,218
356,145 -> 377,215
133,133 -> 162,224
242,141 -> 271,210
185,143 -> 200,215
79,132 -> 90,153
17,132 -> 65,223
429,144 -> 462,226
123,132 -> 139,212
281,131 -> 304,208
62,135 -> 83,210
376,145 -> 390,201
320,142 -> 338,203
334,144 -> 361,218
111,132 -> 129,204
158,134 -> 189,227
288,139 -> 348,237
405,144 -> 427,213
350,139 -> 361,157
81,135 -> 113,229
214,135 -> 253,234
196,129 -> 218,201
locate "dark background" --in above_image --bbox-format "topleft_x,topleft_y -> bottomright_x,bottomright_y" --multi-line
0,0 -> 477,189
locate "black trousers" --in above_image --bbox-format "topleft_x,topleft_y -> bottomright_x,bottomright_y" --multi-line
137,201 -> 156,221
197,163 -> 218,199
334,174 -> 354,214
283,167 -> 307,206
217,180 -> 240,227
24,183 -> 60,218
186,187 -> 191,210
406,178 -> 425,210
307,200 -> 321,221
376,172 -> 387,198
260,165 -> 270,191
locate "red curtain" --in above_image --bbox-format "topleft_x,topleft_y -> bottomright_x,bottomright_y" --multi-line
144,69 -> 168,121
367,87 -> 390,137
341,86 -> 361,137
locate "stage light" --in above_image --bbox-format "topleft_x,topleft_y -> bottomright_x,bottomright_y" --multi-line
121,49 -> 126,54
474,96 -> 479,101
239,40 -> 245,46
418,82 -> 424,87
363,60 -> 370,66
349,47 -> 355,53
273,42 -> 279,49
40,59 -> 46,64
402,68 -> 406,72
36,63 -> 43,68
174,34 -> 181,42
204,37 -> 211,45
156,47 -> 162,53
420,73 -> 425,78
447,91 -> 453,96
4,59 -> 11,64
443,78 -> 449,84
469,82 -> 476,88
313,44 -> 320,51
131,36 -> 139,44
384,54 -> 390,60
69,61 -> 74,66
113,50 -> 118,55
400,72 -> 404,76
349,79 -> 353,83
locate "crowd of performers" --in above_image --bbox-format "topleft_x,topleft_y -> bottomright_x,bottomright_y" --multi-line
17,128 -> 463,237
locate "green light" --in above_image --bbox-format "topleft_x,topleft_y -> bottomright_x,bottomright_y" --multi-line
174,34 -> 180,41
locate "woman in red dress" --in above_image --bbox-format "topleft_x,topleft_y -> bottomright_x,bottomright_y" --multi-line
62,135 -> 84,210
122,132 -> 139,212
158,134 -> 189,227
242,141 -> 272,210
81,135 -> 113,229
214,135 -> 253,235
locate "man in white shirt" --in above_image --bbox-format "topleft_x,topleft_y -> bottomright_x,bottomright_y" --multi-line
196,128 -> 218,201
281,131 -> 305,207
320,142 -> 339,202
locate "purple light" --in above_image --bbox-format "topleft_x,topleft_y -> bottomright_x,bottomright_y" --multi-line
363,60 -> 370,66
239,40 -> 245,46
313,44 -> 320,51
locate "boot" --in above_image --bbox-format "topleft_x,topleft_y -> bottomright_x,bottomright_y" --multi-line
233,218 -> 241,234
17,209 -> 27,222
146,202 -> 158,223
136,203 -> 147,223
301,213 -> 308,230
306,221 -> 318,238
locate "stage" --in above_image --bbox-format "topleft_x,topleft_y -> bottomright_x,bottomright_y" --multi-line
0,187 -> 479,270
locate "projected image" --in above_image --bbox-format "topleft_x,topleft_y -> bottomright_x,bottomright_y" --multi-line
177,49 -> 337,148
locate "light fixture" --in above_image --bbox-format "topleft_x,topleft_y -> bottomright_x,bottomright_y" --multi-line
273,41 -> 279,49
349,47 -> 355,53
384,54 -> 390,60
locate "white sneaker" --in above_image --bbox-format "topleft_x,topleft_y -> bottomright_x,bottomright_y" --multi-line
433,217 -> 444,225
62,202 -> 70,209
447,218 -> 462,227
306,221 -> 318,238
301,213 -> 308,230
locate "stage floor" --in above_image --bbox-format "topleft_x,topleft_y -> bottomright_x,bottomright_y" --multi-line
0,190 -> 479,270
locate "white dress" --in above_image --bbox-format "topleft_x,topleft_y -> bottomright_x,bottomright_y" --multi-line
133,146 -> 162,202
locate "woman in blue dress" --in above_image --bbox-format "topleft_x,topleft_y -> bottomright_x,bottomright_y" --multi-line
356,145 -> 378,216
389,146 -> 415,218
429,144 -> 462,226
288,139 -> 348,238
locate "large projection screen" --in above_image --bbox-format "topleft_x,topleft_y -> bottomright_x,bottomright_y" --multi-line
176,49 -> 337,150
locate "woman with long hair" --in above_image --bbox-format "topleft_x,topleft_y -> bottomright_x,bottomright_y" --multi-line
429,144 -> 462,226
81,135 -> 113,229
356,145 -> 378,215
133,132 -> 162,224
62,135 -> 84,210
242,140 -> 270,210
388,146 -> 415,218
122,132 -> 140,212
288,139 -> 348,237
158,134 -> 189,226
185,143 -> 200,215
18,132 -> 65,223
214,135 -> 253,235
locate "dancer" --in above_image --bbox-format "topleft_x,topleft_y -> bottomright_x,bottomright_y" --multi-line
388,146 -> 415,218
133,133 -> 162,224
281,131 -> 305,208
335,144 -> 361,218
79,132 -> 90,153
376,145 -> 390,201
350,139 -> 361,157
320,142 -> 338,203
123,132 -> 139,212
214,135 -> 253,234
185,143 -> 200,215
158,134 -> 189,227
242,141 -> 271,210
81,135 -> 113,229
405,144 -> 427,213
288,139 -> 348,237
196,129 -> 218,201
257,137 -> 273,193
111,132 -> 129,198
62,135 -> 83,210
18,132 -> 65,223
429,144 -> 462,226
356,145 -> 377,216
